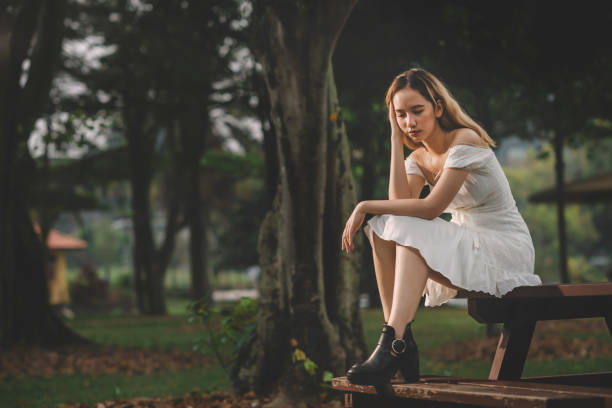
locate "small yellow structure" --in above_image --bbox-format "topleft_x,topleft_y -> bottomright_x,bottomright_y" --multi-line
35,225 -> 87,305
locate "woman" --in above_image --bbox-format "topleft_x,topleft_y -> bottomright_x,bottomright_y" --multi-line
341,68 -> 542,386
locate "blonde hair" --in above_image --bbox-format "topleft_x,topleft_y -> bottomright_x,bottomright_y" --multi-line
384,68 -> 496,150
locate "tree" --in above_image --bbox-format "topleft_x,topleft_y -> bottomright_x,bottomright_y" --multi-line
61,0 -> 244,313
230,1 -> 367,403
0,0 -> 90,347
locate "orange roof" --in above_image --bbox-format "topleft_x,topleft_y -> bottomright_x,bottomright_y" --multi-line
33,224 -> 87,250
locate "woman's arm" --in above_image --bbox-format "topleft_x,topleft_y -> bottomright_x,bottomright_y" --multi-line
388,101 -> 422,199
342,166 -> 469,253
363,166 -> 469,220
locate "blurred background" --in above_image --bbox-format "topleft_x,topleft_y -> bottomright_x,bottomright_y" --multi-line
24,0 -> 610,317
2,0 -> 612,407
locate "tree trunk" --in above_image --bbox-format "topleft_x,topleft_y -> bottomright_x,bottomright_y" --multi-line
0,0 -> 89,348
553,130 -> 569,283
231,1 -> 365,402
125,107 -> 180,315
179,105 -> 213,305
125,108 -> 157,314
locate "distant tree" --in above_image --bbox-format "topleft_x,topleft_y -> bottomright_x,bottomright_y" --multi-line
61,0 -> 245,312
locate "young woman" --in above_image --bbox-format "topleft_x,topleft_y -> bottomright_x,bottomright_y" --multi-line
341,68 -> 542,386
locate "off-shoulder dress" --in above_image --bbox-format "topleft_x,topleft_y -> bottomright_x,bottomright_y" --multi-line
364,144 -> 542,307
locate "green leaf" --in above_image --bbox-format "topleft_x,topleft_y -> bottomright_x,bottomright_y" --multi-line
322,370 -> 334,383
293,348 -> 306,363
303,358 -> 318,375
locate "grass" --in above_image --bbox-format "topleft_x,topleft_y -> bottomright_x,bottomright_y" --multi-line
2,298 -> 611,408
0,367 -> 227,408
67,266 -> 256,292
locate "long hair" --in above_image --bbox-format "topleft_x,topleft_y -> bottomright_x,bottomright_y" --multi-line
384,68 -> 496,150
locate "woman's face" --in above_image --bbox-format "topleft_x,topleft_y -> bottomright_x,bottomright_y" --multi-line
392,87 -> 443,144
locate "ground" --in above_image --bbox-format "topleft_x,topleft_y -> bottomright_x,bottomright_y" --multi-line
2,307 -> 611,407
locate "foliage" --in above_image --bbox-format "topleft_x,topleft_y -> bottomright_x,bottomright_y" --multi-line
186,297 -> 257,379
290,340 -> 334,394
78,218 -> 129,270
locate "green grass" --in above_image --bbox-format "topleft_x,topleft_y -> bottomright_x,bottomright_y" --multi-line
64,314 -> 198,353
2,299 -> 611,408
0,366 -> 228,408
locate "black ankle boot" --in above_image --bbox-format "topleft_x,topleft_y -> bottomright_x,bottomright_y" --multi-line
396,320 -> 419,382
346,321 -> 419,385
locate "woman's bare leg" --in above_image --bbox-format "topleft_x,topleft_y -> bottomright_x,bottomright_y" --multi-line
387,244 -> 430,338
366,226 -> 464,332
366,226 -> 397,323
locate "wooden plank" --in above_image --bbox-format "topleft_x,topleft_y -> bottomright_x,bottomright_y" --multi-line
522,372 -> 612,388
456,283 -> 612,299
332,377 -> 604,407
422,376 -> 612,408
458,379 -> 612,408
468,296 -> 612,324
488,321 -> 535,380
346,392 -> 481,407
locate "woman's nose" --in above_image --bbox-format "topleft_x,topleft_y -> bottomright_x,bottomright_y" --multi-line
405,115 -> 416,127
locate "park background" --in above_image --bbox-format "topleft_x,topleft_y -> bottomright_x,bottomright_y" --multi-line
1,0 -> 611,407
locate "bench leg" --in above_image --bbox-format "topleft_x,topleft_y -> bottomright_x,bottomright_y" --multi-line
489,320 -> 535,380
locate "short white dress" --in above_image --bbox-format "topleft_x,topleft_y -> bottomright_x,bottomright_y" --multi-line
364,144 -> 542,307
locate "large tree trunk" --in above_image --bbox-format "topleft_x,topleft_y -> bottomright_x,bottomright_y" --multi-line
0,0 -> 90,348
231,1 -> 366,402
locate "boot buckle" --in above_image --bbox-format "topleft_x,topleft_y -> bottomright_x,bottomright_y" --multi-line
391,338 -> 406,354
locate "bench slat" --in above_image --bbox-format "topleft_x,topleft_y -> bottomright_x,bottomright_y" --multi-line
522,372 -> 612,388
332,376 -> 605,408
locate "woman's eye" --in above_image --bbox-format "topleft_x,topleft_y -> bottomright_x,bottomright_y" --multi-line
414,111 -> 423,115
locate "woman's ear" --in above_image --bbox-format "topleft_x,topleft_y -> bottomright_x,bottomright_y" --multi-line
435,99 -> 444,118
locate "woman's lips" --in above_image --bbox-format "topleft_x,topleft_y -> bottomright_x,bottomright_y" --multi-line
408,130 -> 420,136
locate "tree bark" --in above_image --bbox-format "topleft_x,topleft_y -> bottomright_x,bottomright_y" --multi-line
231,1 -> 365,401
0,0 -> 90,348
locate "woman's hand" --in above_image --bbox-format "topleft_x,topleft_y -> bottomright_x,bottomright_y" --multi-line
388,100 -> 404,140
342,203 -> 366,254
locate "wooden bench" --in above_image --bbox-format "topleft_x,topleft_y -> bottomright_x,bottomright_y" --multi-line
332,282 -> 612,407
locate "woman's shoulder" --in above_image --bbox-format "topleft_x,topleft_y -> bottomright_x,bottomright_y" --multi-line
449,128 -> 489,149
407,146 -> 427,166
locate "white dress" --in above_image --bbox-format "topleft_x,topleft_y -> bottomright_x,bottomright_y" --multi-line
365,144 -> 542,307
